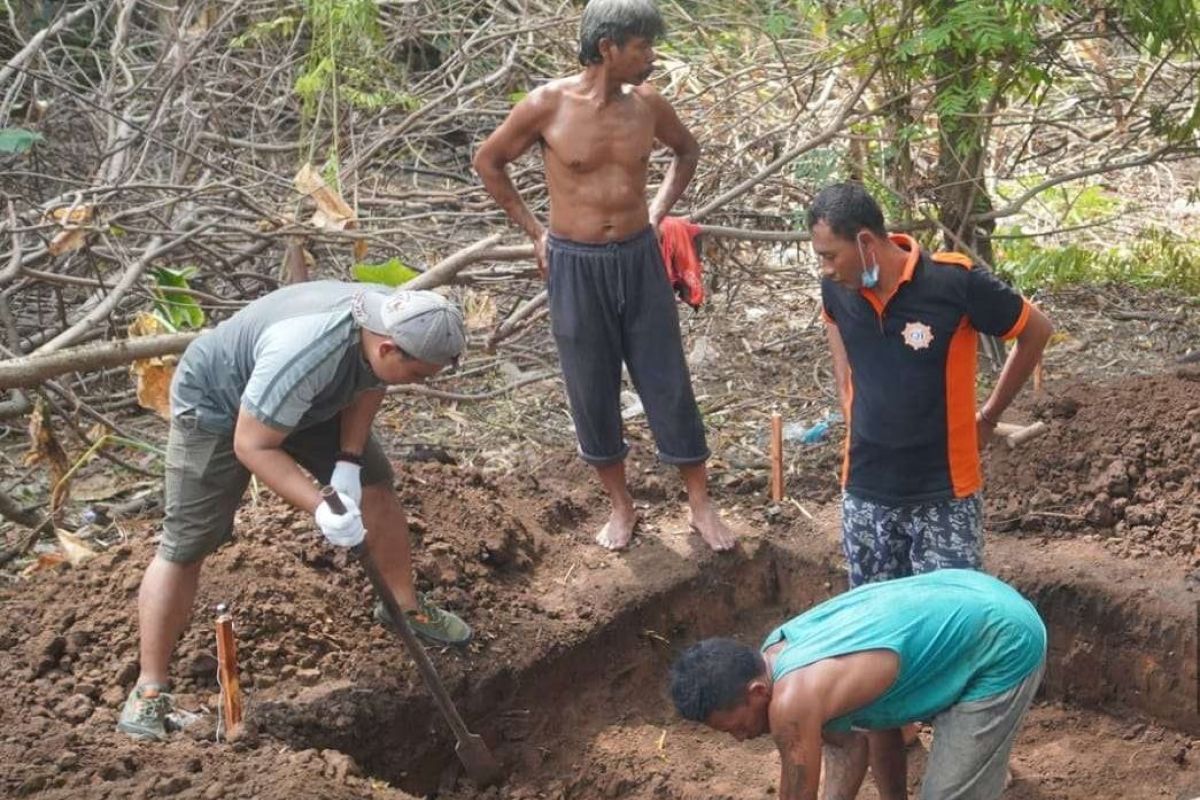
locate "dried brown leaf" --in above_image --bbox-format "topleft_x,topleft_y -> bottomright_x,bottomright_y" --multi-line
294,163 -> 356,231
55,529 -> 96,567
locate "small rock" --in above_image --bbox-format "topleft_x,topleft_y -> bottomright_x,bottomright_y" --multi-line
202,783 -> 225,800
295,668 -> 321,686
1085,495 -> 1115,527
55,750 -> 79,770
321,750 -> 362,783
17,772 -> 51,796
56,694 -> 94,725
157,776 -> 191,795
1096,459 -> 1131,497
64,630 -> 90,656
186,653 -> 219,680
115,659 -> 139,687
102,685 -> 127,707
100,761 -> 131,781
1122,722 -> 1147,740
182,715 -> 216,742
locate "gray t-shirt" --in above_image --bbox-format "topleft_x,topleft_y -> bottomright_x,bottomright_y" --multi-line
171,281 -> 386,434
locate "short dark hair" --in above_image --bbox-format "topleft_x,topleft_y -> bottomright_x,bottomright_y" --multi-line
806,182 -> 888,241
669,638 -> 765,722
578,0 -> 665,66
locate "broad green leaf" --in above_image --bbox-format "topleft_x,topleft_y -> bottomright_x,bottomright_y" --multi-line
352,258 -> 419,286
0,128 -> 43,154
150,267 -> 205,330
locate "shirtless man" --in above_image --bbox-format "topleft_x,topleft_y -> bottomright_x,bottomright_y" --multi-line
474,0 -> 735,552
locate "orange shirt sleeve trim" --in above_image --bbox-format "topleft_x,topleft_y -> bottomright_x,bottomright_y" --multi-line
1001,299 -> 1033,341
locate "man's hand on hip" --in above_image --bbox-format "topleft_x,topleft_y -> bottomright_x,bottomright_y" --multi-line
315,492 -> 365,548
330,459 -> 363,505
534,230 -> 549,281
976,411 -> 999,448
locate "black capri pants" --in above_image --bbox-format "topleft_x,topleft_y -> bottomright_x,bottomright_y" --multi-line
546,227 -> 709,467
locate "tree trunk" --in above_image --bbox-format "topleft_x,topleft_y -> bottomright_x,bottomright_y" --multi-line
932,22 -> 997,266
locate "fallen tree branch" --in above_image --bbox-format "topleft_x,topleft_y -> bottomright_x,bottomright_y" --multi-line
390,368 -> 558,402
487,291 -> 549,351
407,233 -> 503,290
0,333 -> 200,390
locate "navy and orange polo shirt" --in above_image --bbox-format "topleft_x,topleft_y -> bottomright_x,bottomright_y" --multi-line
821,234 -> 1033,505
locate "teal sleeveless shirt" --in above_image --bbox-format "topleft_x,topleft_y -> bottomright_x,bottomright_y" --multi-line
761,570 -> 1045,732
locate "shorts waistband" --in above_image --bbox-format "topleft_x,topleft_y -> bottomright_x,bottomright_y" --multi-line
547,226 -> 655,255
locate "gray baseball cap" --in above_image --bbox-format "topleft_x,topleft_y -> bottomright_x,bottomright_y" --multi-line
351,289 -> 466,365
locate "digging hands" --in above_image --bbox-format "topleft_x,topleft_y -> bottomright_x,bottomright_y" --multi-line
315,492 -> 365,547
330,459 -> 363,505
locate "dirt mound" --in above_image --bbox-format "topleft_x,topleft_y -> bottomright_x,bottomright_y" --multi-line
985,370 -> 1200,565
0,461 -> 556,799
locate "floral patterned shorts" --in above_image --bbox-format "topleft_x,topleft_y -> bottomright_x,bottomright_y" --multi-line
841,491 -> 984,588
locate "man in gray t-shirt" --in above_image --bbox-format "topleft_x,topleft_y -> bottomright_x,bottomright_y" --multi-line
118,281 -> 471,741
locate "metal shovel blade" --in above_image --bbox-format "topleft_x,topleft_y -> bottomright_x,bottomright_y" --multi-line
456,732 -> 503,787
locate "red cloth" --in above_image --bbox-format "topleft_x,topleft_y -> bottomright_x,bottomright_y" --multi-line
658,216 -> 704,309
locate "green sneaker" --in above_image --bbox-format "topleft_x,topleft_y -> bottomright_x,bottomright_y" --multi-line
117,684 -> 173,741
375,593 -> 472,646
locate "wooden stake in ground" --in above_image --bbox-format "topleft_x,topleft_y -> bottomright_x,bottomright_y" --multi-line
214,603 -> 243,737
770,413 -> 784,502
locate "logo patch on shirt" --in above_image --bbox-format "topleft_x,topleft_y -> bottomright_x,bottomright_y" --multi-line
901,321 -> 934,351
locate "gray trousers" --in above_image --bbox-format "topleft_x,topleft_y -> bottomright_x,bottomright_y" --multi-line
921,662 -> 1045,799
546,227 -> 709,466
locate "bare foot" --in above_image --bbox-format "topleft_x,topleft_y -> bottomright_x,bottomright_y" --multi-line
689,505 -> 737,551
596,506 -> 638,551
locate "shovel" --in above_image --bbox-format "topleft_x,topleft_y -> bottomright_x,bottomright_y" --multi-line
321,486 -> 503,788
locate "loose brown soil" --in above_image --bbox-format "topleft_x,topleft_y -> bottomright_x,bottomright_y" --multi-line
2,361 -> 1199,798
986,367 -> 1200,568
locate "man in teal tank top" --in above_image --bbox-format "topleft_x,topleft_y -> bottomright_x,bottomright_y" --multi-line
670,570 -> 1046,800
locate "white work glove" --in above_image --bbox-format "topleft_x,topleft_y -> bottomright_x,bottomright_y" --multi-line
330,459 -> 363,506
314,492 -> 365,548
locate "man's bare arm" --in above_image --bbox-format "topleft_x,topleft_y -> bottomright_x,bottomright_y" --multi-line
642,88 -> 700,226
233,411 -> 322,512
821,731 -> 869,800
339,389 -> 384,456
774,717 -> 824,800
473,91 -> 554,273
979,303 -> 1053,425
771,682 -> 825,800
866,728 -> 908,800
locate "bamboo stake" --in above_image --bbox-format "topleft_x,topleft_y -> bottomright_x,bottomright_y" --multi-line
214,603 -> 243,736
769,412 -> 784,502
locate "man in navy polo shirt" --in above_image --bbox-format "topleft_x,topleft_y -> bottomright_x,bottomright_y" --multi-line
808,182 -> 1052,796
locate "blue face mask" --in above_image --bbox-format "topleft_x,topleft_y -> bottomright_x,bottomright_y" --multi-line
857,238 -> 879,289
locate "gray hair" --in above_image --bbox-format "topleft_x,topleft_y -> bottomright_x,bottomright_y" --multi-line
578,0 -> 665,66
